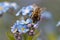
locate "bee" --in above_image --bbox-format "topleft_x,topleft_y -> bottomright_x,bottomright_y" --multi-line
31,4 -> 42,23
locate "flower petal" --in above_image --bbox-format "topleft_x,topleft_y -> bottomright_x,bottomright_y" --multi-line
10,2 -> 19,10
41,11 -> 52,20
26,18 -> 33,24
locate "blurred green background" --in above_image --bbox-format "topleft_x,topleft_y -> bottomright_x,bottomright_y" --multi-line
0,0 -> 60,40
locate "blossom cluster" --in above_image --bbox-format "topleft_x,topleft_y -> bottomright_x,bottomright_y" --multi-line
11,18 -> 38,34
11,4 -> 53,40
11,18 -> 39,40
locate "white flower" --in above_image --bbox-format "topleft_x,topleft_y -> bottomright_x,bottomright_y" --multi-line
0,2 -> 10,14
11,18 -> 33,33
11,19 -> 30,33
0,2 -> 19,15
16,5 -> 33,16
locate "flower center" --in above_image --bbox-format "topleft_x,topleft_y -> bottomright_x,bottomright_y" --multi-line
21,28 -> 25,31
0,6 -> 3,10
